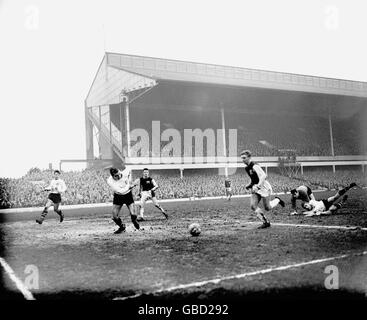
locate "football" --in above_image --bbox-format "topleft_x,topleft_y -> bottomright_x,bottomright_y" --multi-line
188,223 -> 201,236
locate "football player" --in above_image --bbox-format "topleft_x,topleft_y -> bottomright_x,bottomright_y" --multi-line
36,170 -> 67,224
107,166 -> 140,234
225,178 -> 232,201
302,183 -> 356,217
290,185 -> 316,215
241,150 -> 285,229
134,168 -> 167,221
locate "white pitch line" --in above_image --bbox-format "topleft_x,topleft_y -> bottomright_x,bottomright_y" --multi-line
114,250 -> 367,300
0,257 -> 35,300
241,221 -> 367,231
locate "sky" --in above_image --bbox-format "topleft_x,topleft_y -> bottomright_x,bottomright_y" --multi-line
0,0 -> 366,178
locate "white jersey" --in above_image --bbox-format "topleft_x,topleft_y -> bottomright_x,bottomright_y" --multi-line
308,199 -> 326,213
107,167 -> 132,195
48,179 -> 67,194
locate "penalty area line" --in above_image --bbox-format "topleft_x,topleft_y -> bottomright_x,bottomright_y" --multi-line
113,250 -> 367,301
0,257 -> 35,300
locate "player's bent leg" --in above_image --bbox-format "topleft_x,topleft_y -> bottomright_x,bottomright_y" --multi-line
111,205 -> 125,234
335,183 -> 355,199
112,205 -> 122,224
328,196 -> 347,215
152,197 -> 168,219
254,207 -> 271,228
138,197 -> 147,221
250,193 -> 261,212
127,203 -> 140,230
265,196 -> 285,210
250,194 -> 270,228
36,200 -> 53,224
53,203 -> 64,223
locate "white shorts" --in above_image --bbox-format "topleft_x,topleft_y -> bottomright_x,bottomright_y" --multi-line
255,180 -> 273,198
226,187 -> 232,193
141,190 -> 153,202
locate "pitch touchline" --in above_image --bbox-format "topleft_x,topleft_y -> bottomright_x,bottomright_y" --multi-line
243,221 -> 367,231
0,257 -> 35,300
114,250 -> 367,300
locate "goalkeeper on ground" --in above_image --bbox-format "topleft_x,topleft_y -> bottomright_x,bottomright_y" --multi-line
290,185 -> 316,215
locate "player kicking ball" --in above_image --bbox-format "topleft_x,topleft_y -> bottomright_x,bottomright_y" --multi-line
301,183 -> 357,217
36,170 -> 66,224
241,150 -> 285,229
133,168 -> 167,221
107,166 -> 140,234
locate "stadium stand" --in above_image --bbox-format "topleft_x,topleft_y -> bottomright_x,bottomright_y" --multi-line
129,107 -> 366,157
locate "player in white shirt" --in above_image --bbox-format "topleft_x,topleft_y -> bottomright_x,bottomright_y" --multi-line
302,182 -> 356,217
107,166 -> 140,234
36,170 -> 67,224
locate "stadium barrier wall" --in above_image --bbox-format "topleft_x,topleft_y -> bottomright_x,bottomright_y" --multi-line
0,189 -> 332,214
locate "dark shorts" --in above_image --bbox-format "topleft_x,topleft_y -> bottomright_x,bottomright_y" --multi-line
48,193 -> 61,204
113,192 -> 134,206
322,199 -> 333,210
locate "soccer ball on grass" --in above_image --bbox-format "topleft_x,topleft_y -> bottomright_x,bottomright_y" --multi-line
188,223 -> 201,237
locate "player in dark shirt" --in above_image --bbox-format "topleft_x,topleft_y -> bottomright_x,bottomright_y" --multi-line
133,168 -> 167,221
241,150 -> 285,229
290,185 -> 316,215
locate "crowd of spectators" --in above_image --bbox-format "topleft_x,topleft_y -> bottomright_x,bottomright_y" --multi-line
127,107 -> 366,157
1,167 -> 365,209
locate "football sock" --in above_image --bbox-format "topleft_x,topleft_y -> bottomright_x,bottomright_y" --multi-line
255,207 -> 268,223
39,208 -> 48,221
338,184 -> 353,196
112,217 -> 122,227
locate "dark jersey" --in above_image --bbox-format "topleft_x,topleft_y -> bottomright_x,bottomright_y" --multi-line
140,177 -> 154,191
245,161 -> 259,186
225,180 -> 231,188
291,185 -> 313,209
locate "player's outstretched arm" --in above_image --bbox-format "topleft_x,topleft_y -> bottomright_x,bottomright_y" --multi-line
151,179 -> 159,191
44,181 -> 52,191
